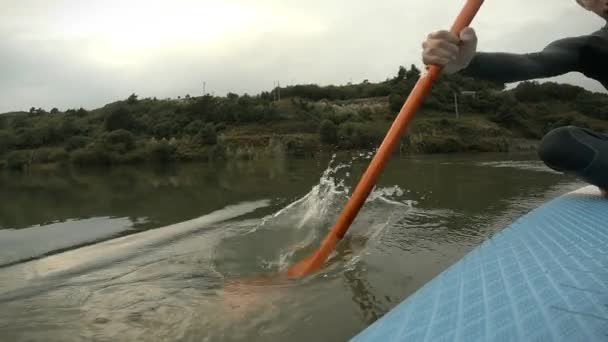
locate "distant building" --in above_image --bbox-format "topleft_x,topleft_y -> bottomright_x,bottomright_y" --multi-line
460,91 -> 478,97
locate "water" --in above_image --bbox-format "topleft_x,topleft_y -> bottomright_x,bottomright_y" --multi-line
0,153 -> 584,341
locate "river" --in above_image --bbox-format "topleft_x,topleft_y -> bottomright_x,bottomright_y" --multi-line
0,152 -> 584,341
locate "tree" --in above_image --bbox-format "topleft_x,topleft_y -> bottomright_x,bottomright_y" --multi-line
27,107 -> 46,116
76,108 -> 88,117
260,91 -> 272,101
397,66 -> 407,80
105,107 -> 136,131
492,97 -> 526,127
405,64 -> 421,80
238,94 -> 253,107
102,129 -> 136,153
127,93 -> 139,105
186,95 -> 217,121
50,108 -> 59,114
514,81 -> 586,102
389,93 -> 405,113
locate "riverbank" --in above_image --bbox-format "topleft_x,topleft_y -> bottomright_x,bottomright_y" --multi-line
0,116 -> 537,171
1,66 -> 606,170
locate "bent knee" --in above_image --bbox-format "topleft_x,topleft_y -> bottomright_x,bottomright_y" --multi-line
538,126 -> 596,172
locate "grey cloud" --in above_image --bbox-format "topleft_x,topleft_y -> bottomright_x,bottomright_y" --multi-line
0,32 -> 141,111
0,0 -> 606,113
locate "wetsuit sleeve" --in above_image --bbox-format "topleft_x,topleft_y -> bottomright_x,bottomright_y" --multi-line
461,37 -> 585,83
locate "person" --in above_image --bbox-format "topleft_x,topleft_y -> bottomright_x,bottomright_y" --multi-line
421,0 -> 608,195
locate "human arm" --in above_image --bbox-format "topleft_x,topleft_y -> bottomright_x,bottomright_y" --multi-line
422,28 -> 584,83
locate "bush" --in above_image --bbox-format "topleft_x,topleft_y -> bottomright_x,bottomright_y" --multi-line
65,136 -> 91,151
417,136 -> 466,154
576,92 -> 608,119
388,93 -> 405,113
542,114 -> 591,133
6,150 -> 30,170
319,120 -> 338,144
102,129 -> 136,153
185,120 -> 204,135
466,137 -> 509,152
118,148 -> 147,164
0,131 -> 16,154
31,148 -> 69,164
197,124 -> 217,146
151,120 -> 176,139
337,122 -> 386,149
358,107 -> 373,121
15,128 -> 45,148
323,111 -> 354,125
70,147 -> 111,166
514,81 -> 586,102
492,100 -> 527,128
105,107 -> 137,132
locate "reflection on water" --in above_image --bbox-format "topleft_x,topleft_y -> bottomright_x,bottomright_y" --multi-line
477,160 -> 562,174
0,158 -> 306,231
0,152 -> 584,341
0,217 -> 135,267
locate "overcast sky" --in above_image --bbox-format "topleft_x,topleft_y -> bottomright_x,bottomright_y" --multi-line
1,0 -> 606,113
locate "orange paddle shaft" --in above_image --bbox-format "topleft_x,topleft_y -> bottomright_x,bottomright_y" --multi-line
288,0 -> 485,278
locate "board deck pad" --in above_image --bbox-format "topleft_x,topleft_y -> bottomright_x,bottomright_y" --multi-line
352,186 -> 608,341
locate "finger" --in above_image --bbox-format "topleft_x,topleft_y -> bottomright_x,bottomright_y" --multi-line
427,30 -> 460,44
423,55 -> 452,66
460,27 -> 477,42
425,42 -> 458,61
426,49 -> 457,62
432,40 -> 459,56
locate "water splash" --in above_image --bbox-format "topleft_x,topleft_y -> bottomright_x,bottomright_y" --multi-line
213,154 -> 415,277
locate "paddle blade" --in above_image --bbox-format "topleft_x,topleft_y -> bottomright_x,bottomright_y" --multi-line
287,234 -> 339,278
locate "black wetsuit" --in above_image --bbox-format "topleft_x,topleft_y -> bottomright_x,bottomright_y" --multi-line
463,24 -> 608,190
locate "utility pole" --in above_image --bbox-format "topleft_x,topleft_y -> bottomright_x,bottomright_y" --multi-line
453,91 -> 459,119
203,82 -> 206,95
454,90 -> 478,119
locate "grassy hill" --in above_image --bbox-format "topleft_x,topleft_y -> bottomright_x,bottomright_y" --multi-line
1,65 -> 607,170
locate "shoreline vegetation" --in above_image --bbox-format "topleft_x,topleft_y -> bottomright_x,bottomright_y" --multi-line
1,65 -> 607,171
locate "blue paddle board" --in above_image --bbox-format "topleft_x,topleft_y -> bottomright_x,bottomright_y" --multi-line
352,186 -> 608,341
